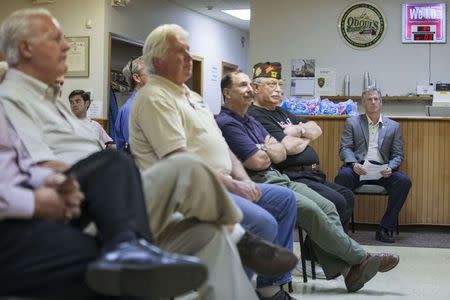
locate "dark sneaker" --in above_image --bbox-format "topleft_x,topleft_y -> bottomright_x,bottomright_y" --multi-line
237,232 -> 298,277
86,239 -> 208,298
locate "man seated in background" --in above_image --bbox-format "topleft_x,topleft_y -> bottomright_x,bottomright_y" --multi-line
335,87 -> 411,243
0,9 -> 287,300
129,24 -> 298,300
217,69 -> 400,293
69,89 -> 116,149
247,62 -> 354,233
115,56 -> 149,151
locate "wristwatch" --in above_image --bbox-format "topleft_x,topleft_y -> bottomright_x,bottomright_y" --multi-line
257,144 -> 269,152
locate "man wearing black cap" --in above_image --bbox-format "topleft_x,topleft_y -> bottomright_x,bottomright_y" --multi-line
248,62 -> 354,234
218,69 -> 400,296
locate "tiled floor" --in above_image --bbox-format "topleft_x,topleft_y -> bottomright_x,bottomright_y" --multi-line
289,244 -> 450,299
178,243 -> 450,300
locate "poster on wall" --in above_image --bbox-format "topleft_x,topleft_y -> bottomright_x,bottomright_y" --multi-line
291,59 -> 315,96
402,3 -> 446,43
338,2 -> 387,50
315,68 -> 337,96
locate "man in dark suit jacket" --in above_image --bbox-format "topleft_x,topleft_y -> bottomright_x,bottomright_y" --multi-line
335,87 -> 411,243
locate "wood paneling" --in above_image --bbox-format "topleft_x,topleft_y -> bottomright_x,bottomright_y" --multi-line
306,116 -> 450,226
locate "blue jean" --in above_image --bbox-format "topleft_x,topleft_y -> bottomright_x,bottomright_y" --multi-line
335,166 -> 411,231
230,183 -> 297,288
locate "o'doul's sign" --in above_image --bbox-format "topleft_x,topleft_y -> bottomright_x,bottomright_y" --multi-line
338,2 -> 386,49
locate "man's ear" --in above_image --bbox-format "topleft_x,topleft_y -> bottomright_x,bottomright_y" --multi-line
18,40 -> 33,60
132,73 -> 140,84
251,82 -> 259,94
222,87 -> 231,99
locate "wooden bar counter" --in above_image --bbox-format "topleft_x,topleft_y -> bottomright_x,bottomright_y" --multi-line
303,115 -> 450,226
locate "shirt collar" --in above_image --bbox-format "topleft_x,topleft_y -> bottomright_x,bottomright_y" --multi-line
148,74 -> 190,97
220,106 -> 250,123
5,69 -> 60,101
366,114 -> 383,126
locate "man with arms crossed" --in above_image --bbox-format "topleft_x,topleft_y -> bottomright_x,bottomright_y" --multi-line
248,62 -> 354,233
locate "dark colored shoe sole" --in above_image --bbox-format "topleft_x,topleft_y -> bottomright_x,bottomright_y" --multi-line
375,232 -> 395,243
86,261 -> 207,298
346,256 -> 381,293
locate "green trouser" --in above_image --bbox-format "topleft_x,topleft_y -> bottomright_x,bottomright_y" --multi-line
250,169 -> 367,279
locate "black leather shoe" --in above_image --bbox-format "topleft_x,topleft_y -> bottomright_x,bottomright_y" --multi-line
86,239 -> 208,298
375,228 -> 395,243
237,232 -> 298,277
257,289 -> 298,300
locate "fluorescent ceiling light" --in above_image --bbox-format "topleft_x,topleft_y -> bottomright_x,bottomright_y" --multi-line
222,9 -> 251,21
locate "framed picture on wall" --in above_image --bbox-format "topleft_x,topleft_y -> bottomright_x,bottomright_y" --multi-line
402,3 -> 446,43
65,36 -> 90,77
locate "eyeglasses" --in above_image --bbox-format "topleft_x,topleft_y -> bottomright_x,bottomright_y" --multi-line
260,80 -> 284,89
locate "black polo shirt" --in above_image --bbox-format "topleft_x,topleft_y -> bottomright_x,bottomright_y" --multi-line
247,104 -> 320,170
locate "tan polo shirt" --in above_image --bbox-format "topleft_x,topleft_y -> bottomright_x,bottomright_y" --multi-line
0,69 -> 102,165
130,74 -> 232,175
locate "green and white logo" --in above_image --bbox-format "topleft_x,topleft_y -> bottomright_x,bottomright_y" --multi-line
338,2 -> 386,49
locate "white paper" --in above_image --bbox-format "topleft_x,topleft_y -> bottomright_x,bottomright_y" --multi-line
359,160 -> 388,181
87,100 -> 102,119
290,78 -> 315,96
315,67 -> 336,96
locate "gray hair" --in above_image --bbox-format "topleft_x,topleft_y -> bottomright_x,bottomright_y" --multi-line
0,8 -> 52,66
142,24 -> 189,74
122,56 -> 144,88
362,86 -> 382,102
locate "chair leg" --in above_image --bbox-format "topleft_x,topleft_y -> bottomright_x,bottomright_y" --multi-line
396,217 -> 399,235
351,211 -> 355,233
307,240 -> 316,280
297,225 -> 308,283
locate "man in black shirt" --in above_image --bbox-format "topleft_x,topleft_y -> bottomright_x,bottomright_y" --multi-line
248,62 -> 354,233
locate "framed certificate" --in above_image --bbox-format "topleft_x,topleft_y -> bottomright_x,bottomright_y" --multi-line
65,36 -> 89,77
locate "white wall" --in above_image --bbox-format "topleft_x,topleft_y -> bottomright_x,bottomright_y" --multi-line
0,0 -> 106,108
250,0 -> 450,115
105,0 -> 250,114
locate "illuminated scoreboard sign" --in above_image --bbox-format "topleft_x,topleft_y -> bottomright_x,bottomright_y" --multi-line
402,3 -> 446,43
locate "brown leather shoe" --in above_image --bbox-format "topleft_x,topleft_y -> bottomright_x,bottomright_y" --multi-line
369,253 -> 400,272
237,232 -> 298,277
345,255 -> 381,292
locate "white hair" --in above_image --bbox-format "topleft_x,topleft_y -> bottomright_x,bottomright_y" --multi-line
142,24 -> 188,74
0,8 -> 52,66
122,56 -> 144,88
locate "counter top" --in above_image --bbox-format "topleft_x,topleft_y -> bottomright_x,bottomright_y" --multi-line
321,95 -> 432,102
303,115 -> 450,121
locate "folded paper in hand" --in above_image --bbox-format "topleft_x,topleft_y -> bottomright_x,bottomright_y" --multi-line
360,160 -> 388,181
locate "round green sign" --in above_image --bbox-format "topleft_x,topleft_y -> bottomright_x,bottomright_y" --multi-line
338,2 -> 387,49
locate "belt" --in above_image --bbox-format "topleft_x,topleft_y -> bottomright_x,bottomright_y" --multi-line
283,163 -> 320,172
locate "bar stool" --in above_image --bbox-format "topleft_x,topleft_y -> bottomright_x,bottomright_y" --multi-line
352,184 -> 399,234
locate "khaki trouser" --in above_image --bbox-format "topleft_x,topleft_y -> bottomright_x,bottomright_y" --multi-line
251,169 -> 367,279
141,153 -> 258,300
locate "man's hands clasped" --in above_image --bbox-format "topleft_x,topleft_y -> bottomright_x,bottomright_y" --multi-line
33,173 -> 84,222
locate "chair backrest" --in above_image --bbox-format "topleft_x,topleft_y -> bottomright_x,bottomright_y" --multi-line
353,184 -> 388,195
